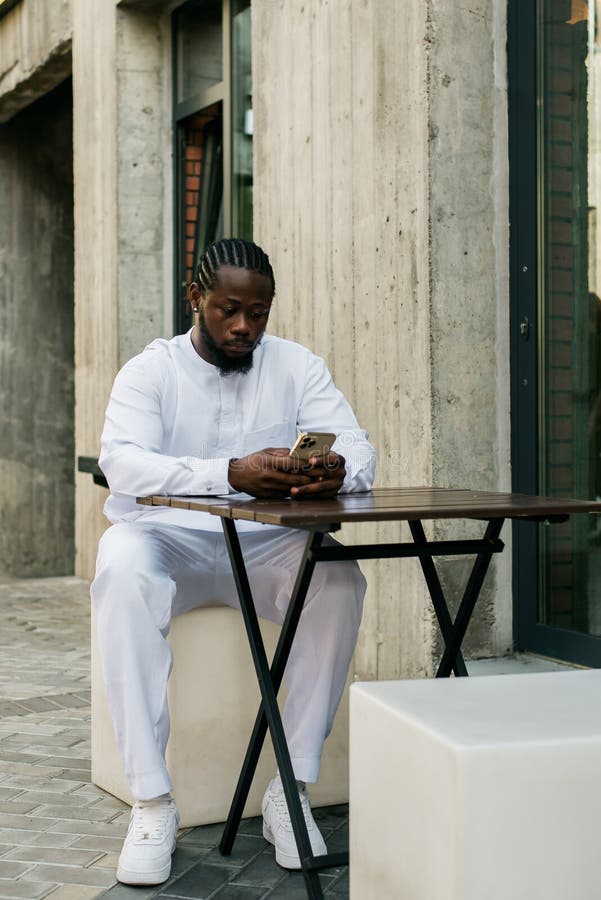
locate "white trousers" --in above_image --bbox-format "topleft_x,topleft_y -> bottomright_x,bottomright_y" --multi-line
91,522 -> 366,800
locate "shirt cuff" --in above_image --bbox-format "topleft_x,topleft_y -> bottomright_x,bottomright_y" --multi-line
184,456 -> 231,495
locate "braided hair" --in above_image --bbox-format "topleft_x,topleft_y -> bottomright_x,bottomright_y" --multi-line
195,238 -> 275,296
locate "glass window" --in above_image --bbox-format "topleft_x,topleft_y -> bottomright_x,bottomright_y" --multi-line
539,0 -> 601,633
175,0 -> 223,105
173,0 -> 253,334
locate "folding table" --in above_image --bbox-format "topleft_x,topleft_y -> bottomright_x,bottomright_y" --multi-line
137,487 -> 601,899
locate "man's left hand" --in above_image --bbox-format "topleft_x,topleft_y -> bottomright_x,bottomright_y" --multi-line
290,452 -> 346,499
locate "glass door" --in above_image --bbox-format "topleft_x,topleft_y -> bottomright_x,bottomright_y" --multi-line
511,0 -> 601,663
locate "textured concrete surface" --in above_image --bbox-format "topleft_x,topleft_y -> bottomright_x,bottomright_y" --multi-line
0,0 -> 71,123
252,0 -> 513,680
0,574 -> 349,899
72,1 -> 173,581
0,78 -> 74,577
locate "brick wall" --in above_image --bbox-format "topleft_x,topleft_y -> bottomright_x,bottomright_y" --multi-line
176,104 -> 222,332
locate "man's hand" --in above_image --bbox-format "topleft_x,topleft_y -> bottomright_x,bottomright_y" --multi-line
228,449 -> 316,499
228,449 -> 346,500
290,451 -> 346,499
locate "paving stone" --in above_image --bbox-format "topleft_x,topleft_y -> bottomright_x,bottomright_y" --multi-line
0,750 -> 45,765
0,765 -> 66,779
105,812 -> 130,827
0,813 -> 58,830
20,863 -> 116,888
0,880 -> 57,899
5,791 -> 91,809
202,835 -> 265,869
0,788 -> 23,801
98,885 -> 157,899
87,798 -> 129,815
209,886 -> 267,899
3,846 -> 103,866
0,830 -> 77,849
237,818 -> 263,838
54,769 -> 92,783
169,845 -> 212,878
30,806 -> 116,823
323,870 -> 349,895
265,872 -> 336,899
47,821 -> 127,838
0,723 -> 64,736
44,886 -> 104,900
311,806 -> 349,833
0,801 -> 40,814
2,777 -> 83,792
0,702 -> 32,718
161,860 -> 240,898
230,849 -> 285,889
71,836 -> 124,854
0,861 -> 34,880
178,823 -> 231,847
37,757 -> 92,771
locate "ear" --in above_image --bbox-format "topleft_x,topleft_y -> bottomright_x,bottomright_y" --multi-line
188,282 -> 203,310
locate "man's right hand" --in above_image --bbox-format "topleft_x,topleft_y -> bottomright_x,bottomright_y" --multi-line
228,448 -> 315,499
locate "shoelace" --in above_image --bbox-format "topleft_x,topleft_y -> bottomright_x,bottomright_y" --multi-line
270,789 -> 313,832
132,802 -> 174,842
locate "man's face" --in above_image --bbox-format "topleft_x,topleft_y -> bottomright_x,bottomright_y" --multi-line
192,265 -> 273,375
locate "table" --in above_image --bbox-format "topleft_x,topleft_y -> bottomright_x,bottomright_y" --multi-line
137,487 -> 601,899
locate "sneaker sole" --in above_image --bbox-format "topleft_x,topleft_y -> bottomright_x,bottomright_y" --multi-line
116,860 -> 172,885
262,821 -> 302,870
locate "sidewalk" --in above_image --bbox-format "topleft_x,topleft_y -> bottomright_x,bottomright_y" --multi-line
0,574 -> 349,899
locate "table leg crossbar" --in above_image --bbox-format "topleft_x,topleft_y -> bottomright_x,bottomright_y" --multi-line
218,516 -> 506,898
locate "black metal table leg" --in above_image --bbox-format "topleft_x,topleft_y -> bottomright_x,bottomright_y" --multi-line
408,520 -> 468,677
220,526 -> 323,854
217,519 -> 330,899
436,518 -> 505,677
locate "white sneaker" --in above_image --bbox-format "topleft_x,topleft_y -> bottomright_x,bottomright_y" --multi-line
116,797 -> 179,885
262,778 -> 327,869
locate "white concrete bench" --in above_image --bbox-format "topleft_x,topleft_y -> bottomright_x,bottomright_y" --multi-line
350,669 -> 601,900
92,606 -> 350,827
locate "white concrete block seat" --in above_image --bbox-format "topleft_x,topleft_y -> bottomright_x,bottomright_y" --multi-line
92,606 -> 350,828
350,669 -> 601,900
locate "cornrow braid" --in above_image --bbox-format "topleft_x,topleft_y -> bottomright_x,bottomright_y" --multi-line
195,238 -> 276,296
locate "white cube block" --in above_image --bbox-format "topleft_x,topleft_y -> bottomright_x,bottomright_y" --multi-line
92,606 -> 350,827
350,670 -> 601,900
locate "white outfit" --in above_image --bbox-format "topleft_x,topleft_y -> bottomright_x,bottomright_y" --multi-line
92,330 -> 376,799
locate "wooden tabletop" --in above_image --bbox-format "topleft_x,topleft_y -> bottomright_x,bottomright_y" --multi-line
136,487 -> 601,528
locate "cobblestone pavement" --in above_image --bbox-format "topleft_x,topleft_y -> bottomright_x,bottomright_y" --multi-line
0,574 -> 349,899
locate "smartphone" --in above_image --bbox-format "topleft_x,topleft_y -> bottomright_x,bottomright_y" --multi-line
289,431 -> 337,461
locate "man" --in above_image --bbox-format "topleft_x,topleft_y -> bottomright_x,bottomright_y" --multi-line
92,238 -> 376,886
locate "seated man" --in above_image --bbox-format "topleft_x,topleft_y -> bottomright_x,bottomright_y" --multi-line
91,238 -> 376,886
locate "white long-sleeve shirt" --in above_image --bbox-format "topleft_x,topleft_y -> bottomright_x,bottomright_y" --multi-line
99,329 -> 376,531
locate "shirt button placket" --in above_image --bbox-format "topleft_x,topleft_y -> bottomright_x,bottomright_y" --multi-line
217,374 -> 240,457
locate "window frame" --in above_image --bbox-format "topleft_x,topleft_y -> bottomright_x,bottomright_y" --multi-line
172,0 -> 237,335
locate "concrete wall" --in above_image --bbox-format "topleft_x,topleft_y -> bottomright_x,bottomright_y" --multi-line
428,0 -> 512,658
253,0 -> 512,678
73,0 -> 172,577
0,79 -> 74,576
0,0 -> 72,123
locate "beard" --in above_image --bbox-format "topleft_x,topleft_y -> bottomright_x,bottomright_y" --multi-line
198,310 -> 255,376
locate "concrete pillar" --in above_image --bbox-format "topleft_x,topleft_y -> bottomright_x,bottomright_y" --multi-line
252,0 -> 511,678
73,0 -> 171,578
72,0 -> 119,579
